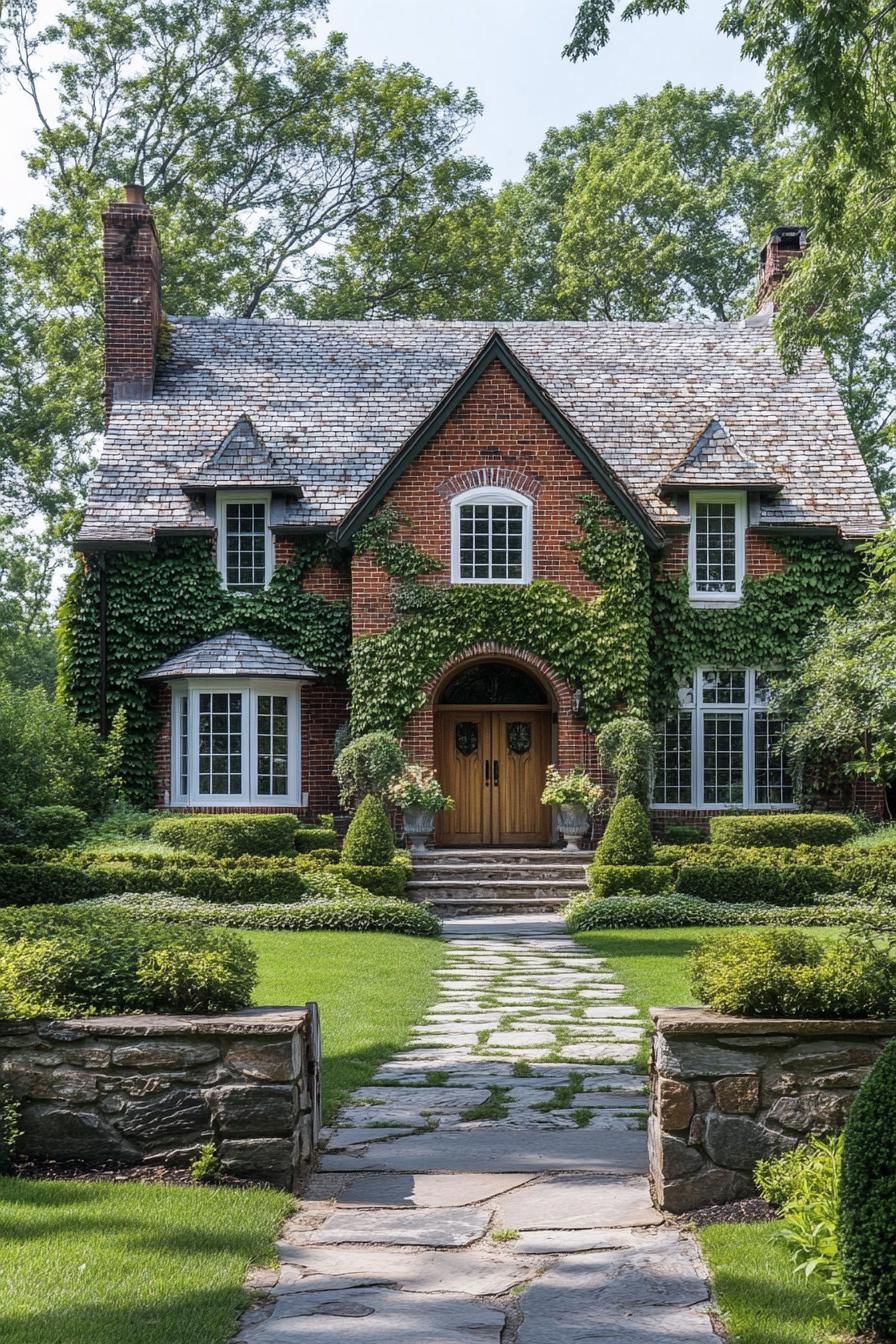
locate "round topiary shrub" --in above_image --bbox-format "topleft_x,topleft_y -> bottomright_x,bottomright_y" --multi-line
840,1038 -> 896,1337
342,794 -> 396,866
24,805 -> 89,849
595,796 -> 653,865
334,731 -> 405,806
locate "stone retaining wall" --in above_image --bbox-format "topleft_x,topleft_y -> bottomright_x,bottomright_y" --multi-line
649,1007 -> 896,1213
0,1005 -> 321,1189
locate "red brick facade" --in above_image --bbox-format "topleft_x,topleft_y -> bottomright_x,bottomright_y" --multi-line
147,354 -> 883,827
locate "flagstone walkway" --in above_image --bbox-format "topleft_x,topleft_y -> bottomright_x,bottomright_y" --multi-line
237,915 -> 717,1343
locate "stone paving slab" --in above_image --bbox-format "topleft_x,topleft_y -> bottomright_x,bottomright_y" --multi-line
320,1125 -> 649,1173
272,1244 -> 539,1294
336,1172 -> 533,1208
494,1173 -> 664,1230
309,1206 -> 491,1246
243,1287 -> 505,1342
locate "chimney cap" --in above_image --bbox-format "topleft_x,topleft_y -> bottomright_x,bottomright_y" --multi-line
123,183 -> 146,206
759,225 -> 807,265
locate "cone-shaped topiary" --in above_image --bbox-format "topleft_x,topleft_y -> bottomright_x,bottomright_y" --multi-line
840,1037 -> 896,1336
342,794 -> 396,866
596,796 -> 654,865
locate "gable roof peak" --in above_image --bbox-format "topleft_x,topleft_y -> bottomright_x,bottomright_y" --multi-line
659,416 -> 782,495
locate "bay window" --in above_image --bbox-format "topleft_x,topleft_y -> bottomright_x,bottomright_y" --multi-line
654,669 -> 793,809
171,679 -> 300,806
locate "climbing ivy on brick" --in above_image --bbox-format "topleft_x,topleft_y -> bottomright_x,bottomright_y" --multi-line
353,507 -> 442,580
650,536 -> 864,712
58,538 -> 350,806
349,496 -> 653,736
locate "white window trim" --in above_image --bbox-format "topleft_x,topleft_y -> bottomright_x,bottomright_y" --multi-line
652,667 -> 796,811
216,492 -> 273,592
170,677 -> 301,807
688,490 -> 746,606
450,486 -> 533,585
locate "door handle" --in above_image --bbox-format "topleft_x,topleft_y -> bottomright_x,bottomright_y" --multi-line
484,758 -> 490,786
493,759 -> 499,787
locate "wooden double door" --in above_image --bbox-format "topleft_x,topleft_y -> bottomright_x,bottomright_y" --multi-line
435,708 -> 552,846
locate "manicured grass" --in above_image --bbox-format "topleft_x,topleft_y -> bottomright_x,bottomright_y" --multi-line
574,926 -> 841,1067
0,1178 -> 291,1344
699,1221 -> 854,1344
247,930 -> 446,1121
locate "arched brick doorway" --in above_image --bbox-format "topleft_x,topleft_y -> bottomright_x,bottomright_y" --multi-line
432,654 -> 555,846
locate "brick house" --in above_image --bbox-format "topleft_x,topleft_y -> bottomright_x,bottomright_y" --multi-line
72,191 -> 885,841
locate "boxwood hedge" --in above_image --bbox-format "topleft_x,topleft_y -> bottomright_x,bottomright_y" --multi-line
83,891 -> 442,937
708,813 -> 857,849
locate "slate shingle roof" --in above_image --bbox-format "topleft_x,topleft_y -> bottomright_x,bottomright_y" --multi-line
79,318 -> 885,547
141,631 -> 320,680
180,416 -> 302,495
659,418 -> 782,493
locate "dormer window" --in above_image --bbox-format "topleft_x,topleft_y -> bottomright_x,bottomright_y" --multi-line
450,487 -> 533,585
689,491 -> 745,605
217,493 -> 272,592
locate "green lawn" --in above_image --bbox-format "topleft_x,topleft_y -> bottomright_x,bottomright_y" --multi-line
247,929 -> 446,1121
0,1179 -> 291,1344
699,1222 -> 854,1344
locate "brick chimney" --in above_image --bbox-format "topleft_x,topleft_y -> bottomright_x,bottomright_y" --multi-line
756,225 -> 808,310
102,183 -> 162,425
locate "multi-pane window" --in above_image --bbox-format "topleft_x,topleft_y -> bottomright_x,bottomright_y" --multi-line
451,489 -> 532,584
217,495 -> 271,592
689,493 -> 745,602
257,694 -> 289,796
654,668 -> 793,808
172,681 -> 299,805
197,692 -> 243,796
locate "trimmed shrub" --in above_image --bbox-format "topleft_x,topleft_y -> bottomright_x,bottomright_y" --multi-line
83,891 -> 442,937
294,827 -> 339,853
652,844 -> 688,870
334,731 -> 405,806
677,862 -> 841,905
335,859 -> 408,900
23,805 -> 88,849
690,927 -> 896,1017
0,863 -> 106,907
587,864 -> 674,899
839,849 -> 896,899
564,891 -> 877,932
151,813 -> 298,857
708,812 -> 857,849
342,795 -> 395,865
595,797 -> 653,865
0,907 -> 257,1015
664,824 -> 705,846
840,1038 -> 896,1336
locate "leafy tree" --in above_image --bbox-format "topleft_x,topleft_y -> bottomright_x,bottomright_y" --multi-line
0,0 -> 489,440
491,85 -> 780,322
780,526 -> 896,804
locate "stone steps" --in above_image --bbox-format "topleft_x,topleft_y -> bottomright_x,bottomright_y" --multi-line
409,848 -> 591,914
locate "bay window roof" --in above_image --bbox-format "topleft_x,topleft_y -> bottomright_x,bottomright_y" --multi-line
141,630 -> 319,681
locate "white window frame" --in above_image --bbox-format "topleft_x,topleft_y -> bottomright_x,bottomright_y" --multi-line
216,492 -> 273,592
652,667 -> 795,811
170,677 -> 301,807
450,486 -> 533,585
688,491 -> 746,606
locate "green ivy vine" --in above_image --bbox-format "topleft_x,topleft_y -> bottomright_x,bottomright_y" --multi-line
353,507 -> 442,580
349,496 -> 653,736
649,536 -> 864,712
58,537 -> 350,807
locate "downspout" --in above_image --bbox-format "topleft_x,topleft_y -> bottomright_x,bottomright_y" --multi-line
97,553 -> 109,738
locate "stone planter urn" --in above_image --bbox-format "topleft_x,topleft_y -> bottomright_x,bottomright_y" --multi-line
403,806 -> 436,853
558,802 -> 590,850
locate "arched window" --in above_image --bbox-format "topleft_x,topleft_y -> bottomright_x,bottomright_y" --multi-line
450,487 -> 533,584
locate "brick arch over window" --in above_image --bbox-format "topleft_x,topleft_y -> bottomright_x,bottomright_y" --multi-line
435,468 -> 543,501
402,642 -> 598,780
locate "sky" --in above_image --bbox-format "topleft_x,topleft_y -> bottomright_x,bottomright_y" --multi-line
0,0 -> 764,222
